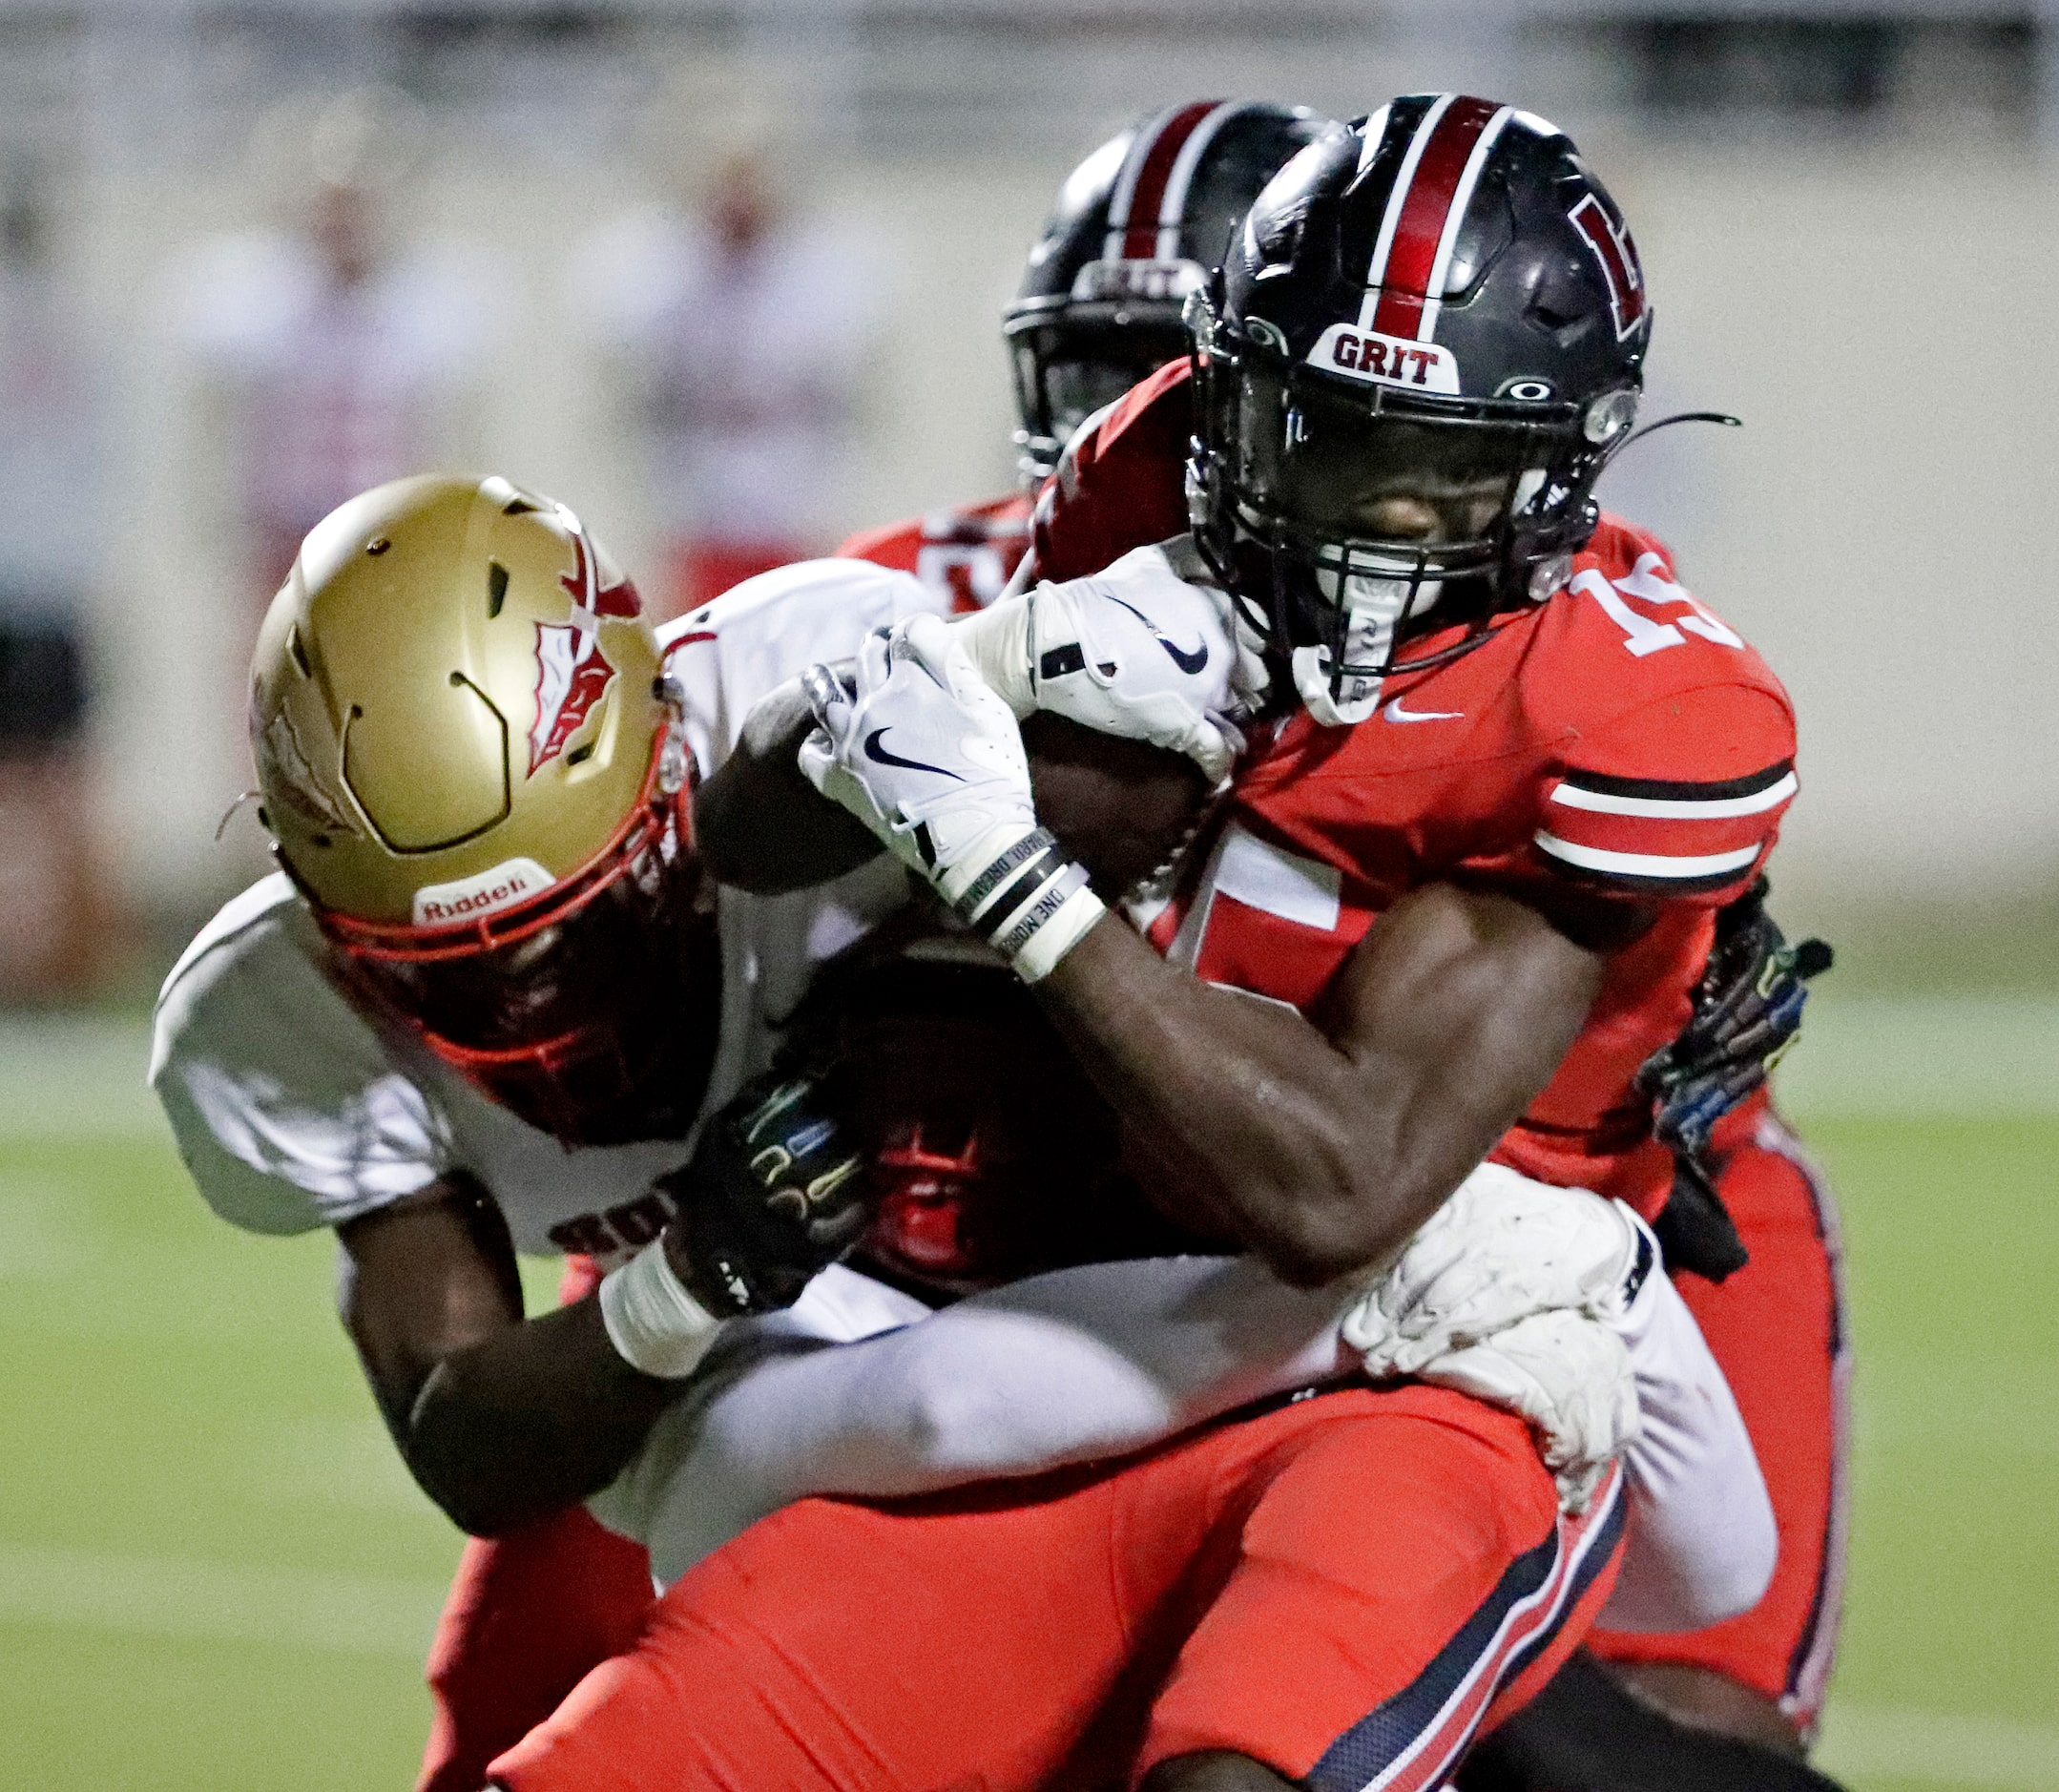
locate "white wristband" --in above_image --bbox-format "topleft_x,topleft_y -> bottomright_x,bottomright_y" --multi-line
598,1240 -> 724,1380
1008,881 -> 1106,983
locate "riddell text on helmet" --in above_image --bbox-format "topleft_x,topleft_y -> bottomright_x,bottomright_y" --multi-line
411,857 -> 554,927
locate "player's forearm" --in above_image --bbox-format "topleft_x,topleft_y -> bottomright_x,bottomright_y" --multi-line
1038,921 -> 1406,1282
402,1298 -> 683,1537
338,1189 -> 685,1536
695,676 -> 884,893
1038,886 -> 1604,1285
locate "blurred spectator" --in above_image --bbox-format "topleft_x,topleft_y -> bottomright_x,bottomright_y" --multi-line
583,149 -> 877,617
0,167 -> 110,1003
176,179 -> 498,604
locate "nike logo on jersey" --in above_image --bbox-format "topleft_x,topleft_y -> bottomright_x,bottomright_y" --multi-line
863,728 -> 964,780
1103,594 -> 1210,674
1383,698 -> 1465,722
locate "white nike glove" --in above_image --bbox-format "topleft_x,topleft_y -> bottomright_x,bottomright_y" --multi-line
954,544 -> 1262,783
799,615 -> 1105,982
1412,1309 -> 1638,1514
1342,1165 -> 1654,1511
1341,1164 -> 1655,1375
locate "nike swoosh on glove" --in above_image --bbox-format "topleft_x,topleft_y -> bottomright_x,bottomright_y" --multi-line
799,614 -> 1038,891
953,544 -> 1262,783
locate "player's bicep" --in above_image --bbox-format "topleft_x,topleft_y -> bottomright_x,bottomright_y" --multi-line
334,1175 -> 524,1444
1321,884 -> 1610,1194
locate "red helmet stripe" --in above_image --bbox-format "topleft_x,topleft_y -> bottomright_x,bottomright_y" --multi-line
1105,99 -> 1226,261
1151,99 -> 1248,260
1364,95 -> 1509,342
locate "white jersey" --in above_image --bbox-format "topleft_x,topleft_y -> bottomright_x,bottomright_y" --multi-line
149,557 -> 946,1258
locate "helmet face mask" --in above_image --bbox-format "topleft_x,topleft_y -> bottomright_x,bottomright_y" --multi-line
1190,95 -> 1651,723
311,740 -> 720,1145
1008,311 -> 1192,476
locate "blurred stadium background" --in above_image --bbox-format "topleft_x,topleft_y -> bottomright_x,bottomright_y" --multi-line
0,2 -> 2052,1787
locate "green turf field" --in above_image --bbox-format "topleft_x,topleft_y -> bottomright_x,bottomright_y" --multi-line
2,1001 -> 2054,1790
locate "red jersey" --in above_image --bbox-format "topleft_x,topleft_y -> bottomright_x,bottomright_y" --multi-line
1026,357 -> 1196,585
837,492 -> 1032,614
1043,365 -> 1799,1218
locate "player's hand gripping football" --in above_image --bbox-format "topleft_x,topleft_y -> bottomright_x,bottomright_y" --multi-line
1341,1166 -> 1654,1511
952,544 -> 1263,783
655,1069 -> 869,1317
800,615 -> 1105,982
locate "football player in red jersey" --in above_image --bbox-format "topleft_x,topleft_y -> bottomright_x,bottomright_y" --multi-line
835,100 -> 1329,612
493,101 -> 1836,1792
1002,97 -> 1844,1788
1001,99 -> 1850,1790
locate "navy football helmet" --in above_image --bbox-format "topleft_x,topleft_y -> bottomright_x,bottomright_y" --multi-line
1188,96 -> 1653,721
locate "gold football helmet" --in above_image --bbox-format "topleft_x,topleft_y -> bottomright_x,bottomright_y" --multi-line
251,474 -> 718,1143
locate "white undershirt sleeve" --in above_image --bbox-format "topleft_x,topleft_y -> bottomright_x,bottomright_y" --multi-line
609,1255 -> 1355,1589
609,1249 -> 1778,1613
1600,1266 -> 1779,1632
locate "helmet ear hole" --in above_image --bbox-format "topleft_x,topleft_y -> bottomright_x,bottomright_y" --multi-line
487,562 -> 510,617
286,625 -> 312,679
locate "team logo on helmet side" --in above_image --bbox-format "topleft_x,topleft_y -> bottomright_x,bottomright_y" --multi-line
528,506 -> 643,777
1566,195 -> 1647,340
260,705 -> 359,836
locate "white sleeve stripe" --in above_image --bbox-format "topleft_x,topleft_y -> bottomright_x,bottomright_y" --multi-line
1534,833 -> 1763,878
1551,771 -> 1798,820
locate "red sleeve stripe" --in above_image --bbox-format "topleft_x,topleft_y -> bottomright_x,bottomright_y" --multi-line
1551,767 -> 1797,821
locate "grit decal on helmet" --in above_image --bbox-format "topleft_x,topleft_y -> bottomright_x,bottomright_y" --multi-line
530,506 -> 642,776
1306,325 -> 1460,394
1567,195 -> 1647,339
1188,95 -> 1653,724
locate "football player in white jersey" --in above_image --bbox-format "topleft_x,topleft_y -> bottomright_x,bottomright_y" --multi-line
152,474 -> 942,1787
154,475 -> 1779,1791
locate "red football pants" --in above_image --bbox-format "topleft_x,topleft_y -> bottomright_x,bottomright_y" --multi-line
1589,1096 -> 1849,1732
417,1260 -> 657,1792
489,1385 -> 1627,1792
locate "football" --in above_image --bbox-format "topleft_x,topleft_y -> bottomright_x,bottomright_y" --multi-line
1023,711 -> 1213,899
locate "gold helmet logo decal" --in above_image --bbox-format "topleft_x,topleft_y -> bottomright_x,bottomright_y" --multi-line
527,505 -> 643,776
